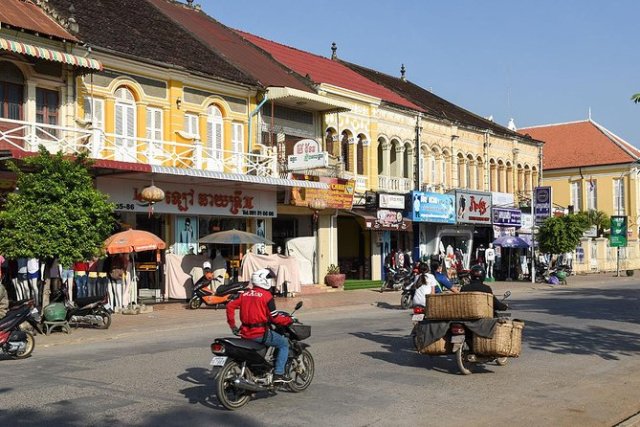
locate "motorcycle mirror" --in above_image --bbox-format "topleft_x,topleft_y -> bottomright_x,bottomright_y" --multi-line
295,301 -> 304,310
503,291 -> 511,299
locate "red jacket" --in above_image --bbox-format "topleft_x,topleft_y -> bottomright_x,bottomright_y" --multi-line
226,287 -> 290,339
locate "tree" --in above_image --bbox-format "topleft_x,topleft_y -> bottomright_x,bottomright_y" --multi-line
632,93 -> 640,104
576,209 -> 610,237
537,214 -> 589,256
0,147 -> 115,266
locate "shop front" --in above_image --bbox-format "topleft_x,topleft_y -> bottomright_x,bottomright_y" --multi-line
447,190 -> 493,268
406,191 -> 456,265
492,207 -> 524,280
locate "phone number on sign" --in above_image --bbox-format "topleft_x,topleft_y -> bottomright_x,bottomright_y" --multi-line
115,203 -> 136,211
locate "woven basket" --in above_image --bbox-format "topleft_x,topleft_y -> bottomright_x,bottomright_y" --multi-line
473,319 -> 525,357
426,292 -> 493,320
416,337 -> 453,355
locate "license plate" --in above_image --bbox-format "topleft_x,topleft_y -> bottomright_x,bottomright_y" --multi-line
411,314 -> 424,322
450,335 -> 465,343
104,303 -> 112,311
210,356 -> 228,367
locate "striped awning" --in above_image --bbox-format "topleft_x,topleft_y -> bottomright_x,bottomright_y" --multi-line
0,37 -> 102,71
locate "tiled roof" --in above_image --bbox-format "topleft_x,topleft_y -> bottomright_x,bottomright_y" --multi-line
235,31 -> 424,111
44,0 -> 256,86
518,120 -> 640,170
341,60 -> 531,140
0,0 -> 77,41
147,0 -> 312,92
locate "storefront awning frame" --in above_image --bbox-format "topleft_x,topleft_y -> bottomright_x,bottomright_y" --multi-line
0,37 -> 103,71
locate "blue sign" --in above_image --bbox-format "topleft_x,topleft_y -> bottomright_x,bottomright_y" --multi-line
407,191 -> 456,223
492,208 -> 522,227
534,186 -> 552,225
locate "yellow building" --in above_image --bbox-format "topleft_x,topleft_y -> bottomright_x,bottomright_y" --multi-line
520,119 -> 640,272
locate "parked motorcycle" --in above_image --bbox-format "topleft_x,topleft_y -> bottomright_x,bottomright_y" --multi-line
209,301 -> 314,410
381,265 -> 415,293
400,278 -> 417,309
0,300 -> 41,359
189,277 -> 248,310
45,290 -> 111,330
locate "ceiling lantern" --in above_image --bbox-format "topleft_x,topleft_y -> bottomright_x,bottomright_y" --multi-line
140,181 -> 165,217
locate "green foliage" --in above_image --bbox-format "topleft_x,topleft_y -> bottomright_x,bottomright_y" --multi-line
537,214 -> 589,255
632,93 -> 640,104
326,263 -> 341,274
576,209 -> 610,236
0,147 -> 115,266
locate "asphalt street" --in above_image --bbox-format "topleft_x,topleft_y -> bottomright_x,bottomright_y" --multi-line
1,275 -> 639,427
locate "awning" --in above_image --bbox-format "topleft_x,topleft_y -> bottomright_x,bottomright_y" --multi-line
266,87 -> 351,113
151,165 -> 329,189
349,209 -> 412,232
0,37 -> 102,71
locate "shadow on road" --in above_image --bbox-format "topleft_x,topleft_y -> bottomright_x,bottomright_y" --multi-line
375,302 -> 405,310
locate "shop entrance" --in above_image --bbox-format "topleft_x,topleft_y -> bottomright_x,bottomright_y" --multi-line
135,213 -> 164,295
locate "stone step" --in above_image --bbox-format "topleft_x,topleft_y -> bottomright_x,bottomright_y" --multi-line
299,284 -> 342,295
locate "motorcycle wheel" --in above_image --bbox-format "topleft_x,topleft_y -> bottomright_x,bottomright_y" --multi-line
215,361 -> 252,410
287,349 -> 315,393
400,293 -> 412,310
95,309 -> 112,330
496,357 -> 509,366
455,343 -> 473,375
189,297 -> 202,310
12,331 -> 35,359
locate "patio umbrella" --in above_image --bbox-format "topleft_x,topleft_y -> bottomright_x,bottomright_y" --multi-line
492,236 -> 530,280
199,229 -> 274,245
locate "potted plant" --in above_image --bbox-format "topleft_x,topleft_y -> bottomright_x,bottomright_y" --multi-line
324,264 -> 345,288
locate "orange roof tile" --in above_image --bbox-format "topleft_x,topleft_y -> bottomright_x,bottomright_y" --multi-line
519,120 -> 639,170
0,0 -> 77,41
236,31 -> 423,112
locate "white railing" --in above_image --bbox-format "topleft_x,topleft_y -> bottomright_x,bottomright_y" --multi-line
0,118 -> 277,177
341,172 -> 369,192
378,175 -> 414,193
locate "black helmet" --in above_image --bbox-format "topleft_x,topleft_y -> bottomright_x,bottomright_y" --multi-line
470,265 -> 486,281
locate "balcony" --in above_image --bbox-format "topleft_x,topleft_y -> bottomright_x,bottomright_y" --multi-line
341,172 -> 369,192
0,118 -> 278,177
378,175 -> 414,193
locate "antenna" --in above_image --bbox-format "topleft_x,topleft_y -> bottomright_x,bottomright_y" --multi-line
588,107 -> 592,121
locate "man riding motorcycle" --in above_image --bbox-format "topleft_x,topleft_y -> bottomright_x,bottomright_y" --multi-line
225,268 -> 293,384
461,265 -> 508,313
431,261 -> 459,293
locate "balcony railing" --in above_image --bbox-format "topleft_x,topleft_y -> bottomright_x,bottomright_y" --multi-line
0,118 -> 277,177
378,175 -> 414,193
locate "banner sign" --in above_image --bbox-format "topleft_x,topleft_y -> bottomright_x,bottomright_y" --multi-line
362,209 -> 409,231
610,216 -> 628,247
290,174 -> 355,210
455,190 -> 492,224
534,186 -> 552,225
492,207 -> 522,227
287,139 -> 328,170
378,193 -> 405,210
407,191 -> 455,223
97,177 -> 276,217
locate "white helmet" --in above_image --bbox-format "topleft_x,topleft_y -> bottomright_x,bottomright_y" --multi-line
202,261 -> 212,272
251,269 -> 271,290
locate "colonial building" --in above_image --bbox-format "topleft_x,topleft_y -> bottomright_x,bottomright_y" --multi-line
519,119 -> 640,272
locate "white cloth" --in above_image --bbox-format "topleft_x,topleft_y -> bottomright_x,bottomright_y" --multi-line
27,258 -> 39,274
285,237 -> 316,285
240,252 -> 301,294
412,273 -> 437,307
164,253 -> 209,299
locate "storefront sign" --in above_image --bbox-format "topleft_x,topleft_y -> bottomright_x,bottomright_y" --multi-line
455,190 -> 492,224
373,209 -> 408,230
610,216 -> 628,247
491,192 -> 515,207
287,139 -> 328,170
97,177 -> 276,217
290,174 -> 355,209
534,186 -> 552,225
492,207 -> 522,227
378,193 -> 405,210
521,213 -> 533,231
407,191 -> 455,223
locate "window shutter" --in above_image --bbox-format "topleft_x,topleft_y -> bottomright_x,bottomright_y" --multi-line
115,103 -> 123,136
126,105 -> 135,138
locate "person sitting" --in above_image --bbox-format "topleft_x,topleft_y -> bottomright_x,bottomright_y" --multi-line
462,265 -> 508,312
412,262 -> 439,308
430,261 -> 459,293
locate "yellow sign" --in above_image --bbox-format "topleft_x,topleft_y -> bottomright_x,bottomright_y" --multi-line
290,175 -> 355,210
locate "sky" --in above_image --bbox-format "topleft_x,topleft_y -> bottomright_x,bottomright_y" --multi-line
199,1 -> 639,145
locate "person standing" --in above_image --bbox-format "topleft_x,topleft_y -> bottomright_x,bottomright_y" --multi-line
60,262 -> 74,301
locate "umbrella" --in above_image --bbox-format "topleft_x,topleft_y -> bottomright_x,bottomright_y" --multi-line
104,229 -> 167,254
199,229 -> 274,245
492,236 -> 529,280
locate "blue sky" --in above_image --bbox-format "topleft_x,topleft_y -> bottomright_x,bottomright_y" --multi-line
200,0 -> 639,144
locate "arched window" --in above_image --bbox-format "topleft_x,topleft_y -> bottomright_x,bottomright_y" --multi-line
390,140 -> 399,176
341,131 -> 350,172
0,61 -> 24,126
207,105 -> 224,165
356,134 -> 365,175
377,138 -> 385,175
404,143 -> 412,179
114,87 -> 136,161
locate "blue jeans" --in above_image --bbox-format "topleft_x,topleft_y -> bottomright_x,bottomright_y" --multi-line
253,330 -> 289,375
75,275 -> 88,298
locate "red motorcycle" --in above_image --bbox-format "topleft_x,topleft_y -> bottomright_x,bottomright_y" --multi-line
0,299 -> 41,359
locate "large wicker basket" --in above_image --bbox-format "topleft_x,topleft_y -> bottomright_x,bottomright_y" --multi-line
426,292 -> 493,320
415,337 -> 453,355
473,319 -> 524,357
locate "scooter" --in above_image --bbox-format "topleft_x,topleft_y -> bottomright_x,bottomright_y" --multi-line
189,275 -> 248,310
381,265 -> 415,293
45,289 -> 111,331
0,300 -> 41,359
209,301 -> 313,410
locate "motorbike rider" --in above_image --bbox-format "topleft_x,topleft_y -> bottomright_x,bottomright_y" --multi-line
0,281 -> 8,318
462,265 -> 508,312
226,268 -> 293,384
412,262 -> 439,308
193,261 -> 215,290
431,261 -> 459,293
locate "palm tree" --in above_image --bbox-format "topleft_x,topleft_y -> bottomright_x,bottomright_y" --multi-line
578,209 -> 610,236
633,93 -> 640,104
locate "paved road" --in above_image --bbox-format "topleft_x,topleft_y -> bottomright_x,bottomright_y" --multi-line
1,276 -> 639,426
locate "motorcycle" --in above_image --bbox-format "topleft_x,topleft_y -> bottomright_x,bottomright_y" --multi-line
45,289 -> 111,330
400,278 -> 417,309
209,301 -> 314,410
451,291 -> 512,375
381,265 -> 415,293
189,276 -> 248,310
0,300 -> 42,359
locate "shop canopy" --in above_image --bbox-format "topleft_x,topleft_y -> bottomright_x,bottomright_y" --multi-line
0,37 -> 102,71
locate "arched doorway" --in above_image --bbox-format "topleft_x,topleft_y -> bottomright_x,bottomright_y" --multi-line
207,104 -> 224,170
114,86 -> 136,162
0,61 -> 25,138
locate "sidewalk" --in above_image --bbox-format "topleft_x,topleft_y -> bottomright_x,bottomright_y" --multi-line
36,271 -> 637,349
